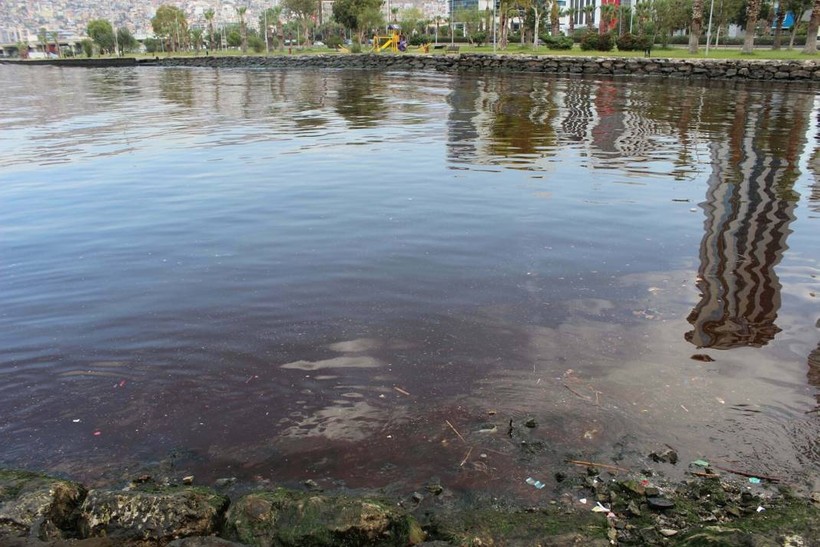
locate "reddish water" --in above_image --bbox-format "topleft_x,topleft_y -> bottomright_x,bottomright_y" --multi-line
1,66 -> 818,498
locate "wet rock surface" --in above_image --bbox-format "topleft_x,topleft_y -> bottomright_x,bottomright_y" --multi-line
0,466 -> 818,545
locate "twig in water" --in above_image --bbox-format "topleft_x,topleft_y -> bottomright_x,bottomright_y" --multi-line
446,420 -> 467,444
393,386 -> 410,396
563,383 -> 592,401
692,471 -> 721,479
460,446 -> 473,467
711,465 -> 781,483
565,459 -> 630,473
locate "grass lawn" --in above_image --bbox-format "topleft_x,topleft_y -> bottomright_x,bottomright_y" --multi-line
121,43 -> 818,62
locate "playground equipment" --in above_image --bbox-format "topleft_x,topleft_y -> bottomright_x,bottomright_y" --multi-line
373,24 -> 405,53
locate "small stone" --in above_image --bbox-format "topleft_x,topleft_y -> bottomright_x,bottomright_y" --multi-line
810,492 -> 820,504
303,479 -> 320,491
691,354 -> 715,362
182,475 -> 194,485
726,506 -> 742,518
659,528 -> 678,537
647,497 -> 675,510
645,486 -> 660,497
425,484 -> 443,496
214,477 -> 236,488
524,418 -> 537,428
627,500 -> 641,517
411,492 -> 424,503
649,448 -> 679,464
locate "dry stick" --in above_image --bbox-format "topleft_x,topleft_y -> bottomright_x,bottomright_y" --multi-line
565,459 -> 630,473
445,420 -> 467,444
393,386 -> 410,396
711,465 -> 781,483
692,471 -> 721,479
460,446 -> 473,467
563,383 -> 592,401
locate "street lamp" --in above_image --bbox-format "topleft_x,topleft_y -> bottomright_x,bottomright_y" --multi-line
705,0 -> 715,55
451,0 -> 454,47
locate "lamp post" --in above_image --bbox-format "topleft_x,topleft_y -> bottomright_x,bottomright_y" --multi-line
705,0 -> 715,55
450,0 -> 454,46
493,0 -> 496,53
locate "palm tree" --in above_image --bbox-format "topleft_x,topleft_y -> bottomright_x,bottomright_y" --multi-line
583,4 -> 596,30
599,3 -> 616,35
564,7 -> 577,35
204,8 -> 215,52
238,6 -> 248,53
550,0 -> 560,36
689,0 -> 703,53
742,0 -> 761,53
803,0 -> 820,53
772,4 -> 786,49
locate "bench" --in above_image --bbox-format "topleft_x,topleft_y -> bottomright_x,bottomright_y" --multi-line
445,45 -> 460,53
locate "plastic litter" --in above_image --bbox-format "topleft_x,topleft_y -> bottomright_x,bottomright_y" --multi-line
691,459 -> 710,467
756,506 -> 765,512
579,498 -> 587,504
592,502 -> 611,513
525,477 -> 545,489
749,477 -> 761,484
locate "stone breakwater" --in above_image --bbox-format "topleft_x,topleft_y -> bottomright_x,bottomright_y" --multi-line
149,53 -> 820,82
3,54 -> 820,82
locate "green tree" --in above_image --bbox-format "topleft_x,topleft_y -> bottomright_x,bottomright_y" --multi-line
143,37 -> 160,53
152,4 -> 188,52
803,0 -> 820,53
37,27 -> 48,55
260,7 -> 284,50
690,0 -> 704,53
87,19 -> 115,54
190,28 -> 204,53
742,0 -> 762,52
204,8 -> 216,51
238,6 -> 248,53
332,0 -> 384,42
399,7 -> 424,35
116,27 -> 138,54
50,31 -> 61,57
80,38 -> 93,57
282,0 -> 318,45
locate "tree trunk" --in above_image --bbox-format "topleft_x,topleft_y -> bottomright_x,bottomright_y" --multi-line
742,0 -> 760,53
773,9 -> 785,49
789,18 -> 799,49
803,0 -> 820,54
689,0 -> 703,54
533,7 -> 540,48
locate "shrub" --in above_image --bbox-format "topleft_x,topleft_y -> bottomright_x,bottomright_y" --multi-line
81,38 -> 94,57
351,37 -> 362,53
580,31 -> 613,51
471,31 -> 487,46
409,34 -> 431,46
543,36 -> 574,50
324,35 -> 342,49
616,32 -> 639,51
248,35 -> 265,53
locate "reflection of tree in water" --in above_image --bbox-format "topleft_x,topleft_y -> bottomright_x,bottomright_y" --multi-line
334,72 -> 388,129
484,77 -> 559,160
809,342 -> 820,409
686,88 -> 812,349
159,68 -> 194,108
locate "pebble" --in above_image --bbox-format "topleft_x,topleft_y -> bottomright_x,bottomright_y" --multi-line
659,528 -> 678,537
182,475 -> 194,485
647,497 -> 675,510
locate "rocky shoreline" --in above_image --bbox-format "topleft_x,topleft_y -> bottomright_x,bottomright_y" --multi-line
2,461 -> 818,546
2,54 -> 820,83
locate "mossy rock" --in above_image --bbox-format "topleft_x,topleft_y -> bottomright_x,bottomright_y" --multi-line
224,489 -> 424,546
78,486 -> 229,544
0,469 -> 87,541
423,504 -> 609,546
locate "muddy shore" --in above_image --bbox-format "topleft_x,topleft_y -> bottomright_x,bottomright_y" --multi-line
2,459 -> 818,546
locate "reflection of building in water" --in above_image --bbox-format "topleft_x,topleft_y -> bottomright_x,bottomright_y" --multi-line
686,90 -> 809,349
809,342 -> 820,408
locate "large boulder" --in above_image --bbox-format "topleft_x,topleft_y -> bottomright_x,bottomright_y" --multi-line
78,487 -> 229,545
0,469 -> 86,541
224,489 -> 424,546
